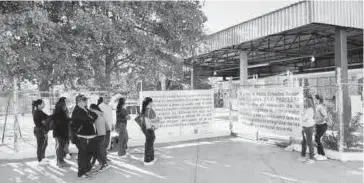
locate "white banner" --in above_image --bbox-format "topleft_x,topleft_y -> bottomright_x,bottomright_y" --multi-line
238,87 -> 303,138
140,90 -> 214,128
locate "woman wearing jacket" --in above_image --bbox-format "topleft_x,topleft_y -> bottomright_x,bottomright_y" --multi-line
89,104 -> 110,172
116,98 -> 130,157
57,97 -> 72,160
52,102 -> 71,168
32,99 -> 49,165
299,97 -> 316,164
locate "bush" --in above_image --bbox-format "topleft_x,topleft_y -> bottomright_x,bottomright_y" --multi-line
322,104 -> 363,151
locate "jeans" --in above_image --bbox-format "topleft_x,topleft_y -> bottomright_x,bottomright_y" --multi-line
91,136 -> 106,166
55,137 -> 67,164
76,137 -> 94,176
301,126 -> 315,159
315,123 -> 328,156
143,129 -> 155,163
104,131 -> 111,159
118,123 -> 129,156
34,127 -> 48,162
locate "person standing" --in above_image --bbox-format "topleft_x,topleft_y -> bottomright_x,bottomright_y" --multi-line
89,104 -> 110,171
116,98 -> 130,157
314,94 -> 328,160
52,102 -> 71,168
32,99 -> 49,165
98,96 -> 113,162
298,97 -> 316,164
57,97 -> 72,160
141,97 -> 159,165
71,94 -> 97,179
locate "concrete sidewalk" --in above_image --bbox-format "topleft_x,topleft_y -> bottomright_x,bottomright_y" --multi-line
0,136 -> 362,183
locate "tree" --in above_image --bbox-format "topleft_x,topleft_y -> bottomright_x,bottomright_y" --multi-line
0,1 -> 207,92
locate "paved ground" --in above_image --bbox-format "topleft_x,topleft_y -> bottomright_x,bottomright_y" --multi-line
0,137 -> 362,183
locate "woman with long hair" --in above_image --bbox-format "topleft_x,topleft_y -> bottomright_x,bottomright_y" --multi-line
32,99 -> 49,165
89,104 -> 110,172
52,102 -> 71,167
57,97 -> 72,160
141,97 -> 159,165
298,97 -> 316,164
314,94 -> 328,161
116,98 -> 130,157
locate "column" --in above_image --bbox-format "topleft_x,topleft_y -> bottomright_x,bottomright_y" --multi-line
334,27 -> 351,152
239,51 -> 248,85
191,61 -> 197,90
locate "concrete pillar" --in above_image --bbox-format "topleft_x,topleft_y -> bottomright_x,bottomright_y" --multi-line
239,51 -> 248,85
191,62 -> 197,90
334,27 -> 351,152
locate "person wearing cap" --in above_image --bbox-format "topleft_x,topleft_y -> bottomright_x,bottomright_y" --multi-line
97,96 -> 114,162
71,94 -> 97,179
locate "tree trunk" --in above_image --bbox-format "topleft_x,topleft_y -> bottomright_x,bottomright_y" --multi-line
39,80 -> 50,97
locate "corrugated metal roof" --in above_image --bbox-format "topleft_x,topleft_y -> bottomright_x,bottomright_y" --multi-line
198,0 -> 363,55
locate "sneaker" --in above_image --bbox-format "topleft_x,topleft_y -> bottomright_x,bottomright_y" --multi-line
42,159 -> 50,163
144,161 -> 155,166
316,155 -> 328,161
305,159 -> 315,164
99,164 -> 110,172
297,157 -> 307,162
78,173 -> 92,179
38,161 -> 48,165
65,154 -> 72,160
57,162 -> 71,168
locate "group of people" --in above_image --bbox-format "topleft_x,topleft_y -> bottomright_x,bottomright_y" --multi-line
31,94 -> 159,179
300,94 -> 329,164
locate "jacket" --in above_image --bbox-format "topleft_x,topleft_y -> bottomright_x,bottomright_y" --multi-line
315,104 -> 328,125
52,113 -> 70,138
71,105 -> 97,136
93,111 -> 110,136
302,107 -> 315,127
99,103 -> 113,130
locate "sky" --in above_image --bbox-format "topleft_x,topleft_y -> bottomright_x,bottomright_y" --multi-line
202,0 -> 301,34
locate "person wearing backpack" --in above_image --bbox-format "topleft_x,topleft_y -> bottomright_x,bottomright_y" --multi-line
314,94 -> 328,161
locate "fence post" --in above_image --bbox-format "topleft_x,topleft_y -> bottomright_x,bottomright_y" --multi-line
228,78 -> 235,136
13,77 -> 19,152
336,69 -> 344,157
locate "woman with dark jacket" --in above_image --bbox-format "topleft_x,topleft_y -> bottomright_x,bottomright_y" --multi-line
52,102 -> 72,168
116,98 -> 130,157
57,97 -> 72,160
32,99 -> 49,165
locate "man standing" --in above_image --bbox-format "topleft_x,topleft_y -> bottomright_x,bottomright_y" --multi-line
98,95 -> 113,162
71,94 -> 97,179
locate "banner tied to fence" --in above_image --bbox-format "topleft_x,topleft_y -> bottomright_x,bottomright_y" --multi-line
140,90 -> 214,128
238,87 -> 303,138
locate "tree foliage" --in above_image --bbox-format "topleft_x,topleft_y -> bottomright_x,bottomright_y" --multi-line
0,1 -> 207,92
